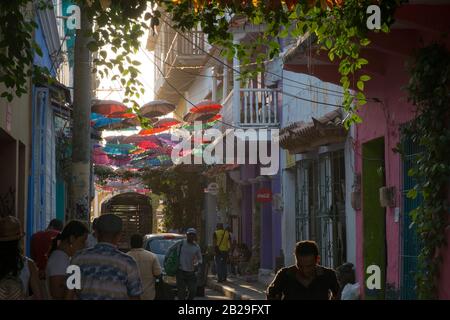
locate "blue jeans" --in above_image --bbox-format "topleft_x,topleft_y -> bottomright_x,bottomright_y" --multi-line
176,270 -> 197,300
215,251 -> 229,282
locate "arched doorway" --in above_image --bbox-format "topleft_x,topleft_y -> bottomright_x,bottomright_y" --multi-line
101,192 -> 152,250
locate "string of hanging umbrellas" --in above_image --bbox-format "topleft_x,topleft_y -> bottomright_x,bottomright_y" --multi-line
91,99 -> 222,190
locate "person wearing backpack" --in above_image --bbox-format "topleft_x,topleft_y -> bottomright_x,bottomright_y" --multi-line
213,223 -> 231,283
0,215 -> 43,300
165,228 -> 202,300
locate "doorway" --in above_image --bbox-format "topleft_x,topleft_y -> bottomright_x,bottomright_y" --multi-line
362,137 -> 386,299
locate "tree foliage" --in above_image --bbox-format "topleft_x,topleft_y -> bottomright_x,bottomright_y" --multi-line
1,0 -> 402,126
401,43 -> 450,299
141,167 -> 206,231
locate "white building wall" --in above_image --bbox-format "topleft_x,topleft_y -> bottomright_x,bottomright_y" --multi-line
279,69 -> 358,266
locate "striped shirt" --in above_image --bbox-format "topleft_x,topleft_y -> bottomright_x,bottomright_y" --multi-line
71,242 -> 143,300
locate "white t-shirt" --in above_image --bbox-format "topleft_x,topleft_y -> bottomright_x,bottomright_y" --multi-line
46,250 -> 70,278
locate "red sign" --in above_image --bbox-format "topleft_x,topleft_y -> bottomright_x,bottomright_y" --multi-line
256,188 -> 272,203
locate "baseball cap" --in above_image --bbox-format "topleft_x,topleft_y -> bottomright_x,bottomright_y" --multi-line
186,228 -> 197,235
0,216 -> 25,242
96,214 -> 122,234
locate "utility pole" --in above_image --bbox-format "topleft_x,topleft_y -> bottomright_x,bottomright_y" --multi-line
68,7 -> 92,222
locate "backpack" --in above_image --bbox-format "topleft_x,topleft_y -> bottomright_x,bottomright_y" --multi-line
0,275 -> 25,300
163,240 -> 183,277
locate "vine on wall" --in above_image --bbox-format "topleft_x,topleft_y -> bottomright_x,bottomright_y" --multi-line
402,43 -> 450,299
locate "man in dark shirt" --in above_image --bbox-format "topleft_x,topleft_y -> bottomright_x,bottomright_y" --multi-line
267,240 -> 340,300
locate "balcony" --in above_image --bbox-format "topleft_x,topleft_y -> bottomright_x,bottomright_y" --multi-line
237,88 -> 280,128
154,31 -> 207,103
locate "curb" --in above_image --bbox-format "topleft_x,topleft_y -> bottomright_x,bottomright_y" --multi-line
206,279 -> 259,300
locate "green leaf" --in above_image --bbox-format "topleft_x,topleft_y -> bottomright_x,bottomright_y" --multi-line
360,75 -> 371,82
357,81 -> 364,91
357,58 -> 369,66
360,38 -> 371,46
328,51 -> 335,61
279,28 -> 289,38
407,188 -> 418,199
325,39 -> 332,50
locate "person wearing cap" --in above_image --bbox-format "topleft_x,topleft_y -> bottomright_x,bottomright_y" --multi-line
0,215 -> 43,300
176,228 -> 202,300
68,214 -> 143,300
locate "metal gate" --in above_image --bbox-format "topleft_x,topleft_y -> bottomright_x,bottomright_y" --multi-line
295,150 -> 346,268
400,136 -> 423,299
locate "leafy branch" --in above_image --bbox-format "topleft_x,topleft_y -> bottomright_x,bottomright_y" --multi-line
401,43 -> 450,299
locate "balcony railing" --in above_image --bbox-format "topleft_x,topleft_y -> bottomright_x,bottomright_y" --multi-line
239,88 -> 280,127
154,31 -> 206,97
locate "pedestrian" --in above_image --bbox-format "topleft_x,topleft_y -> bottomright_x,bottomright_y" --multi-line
175,228 -> 202,300
68,214 -> 143,300
266,240 -> 340,300
30,218 -> 63,280
213,223 -> 231,283
336,262 -> 360,300
127,234 -> 162,300
46,220 -> 89,300
85,217 -> 98,248
0,215 -> 43,300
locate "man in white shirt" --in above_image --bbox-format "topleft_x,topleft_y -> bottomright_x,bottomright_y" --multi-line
127,234 -> 162,300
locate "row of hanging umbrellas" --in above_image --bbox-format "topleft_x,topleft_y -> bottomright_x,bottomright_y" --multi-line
91,99 -> 222,132
92,98 -> 223,191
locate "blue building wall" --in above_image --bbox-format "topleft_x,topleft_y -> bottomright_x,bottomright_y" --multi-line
26,14 -> 59,255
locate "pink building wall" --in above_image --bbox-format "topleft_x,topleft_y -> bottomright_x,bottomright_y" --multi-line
284,4 -> 450,299
354,30 -> 450,299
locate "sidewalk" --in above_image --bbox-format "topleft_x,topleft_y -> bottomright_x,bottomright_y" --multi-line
206,275 -> 267,300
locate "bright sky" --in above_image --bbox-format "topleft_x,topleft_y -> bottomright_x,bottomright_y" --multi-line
95,25 -> 155,107
95,17 -> 156,139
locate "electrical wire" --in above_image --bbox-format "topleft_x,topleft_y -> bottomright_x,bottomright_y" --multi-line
159,13 -> 383,104
159,17 -> 348,109
139,45 -> 241,129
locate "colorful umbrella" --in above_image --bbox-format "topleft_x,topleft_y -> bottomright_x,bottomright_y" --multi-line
153,117 -> 181,129
103,143 -> 136,155
104,135 -> 128,144
107,112 -> 137,119
183,111 -> 220,123
123,134 -> 161,145
140,100 -> 176,118
92,117 -> 123,129
91,113 -> 104,121
139,127 -> 170,135
91,100 -> 127,115
137,140 -> 160,150
190,100 -> 222,114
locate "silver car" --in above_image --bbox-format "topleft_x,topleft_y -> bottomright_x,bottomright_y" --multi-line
143,233 -> 186,287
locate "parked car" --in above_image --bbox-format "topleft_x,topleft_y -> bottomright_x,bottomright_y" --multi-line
143,233 -> 208,297
143,233 -> 185,288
